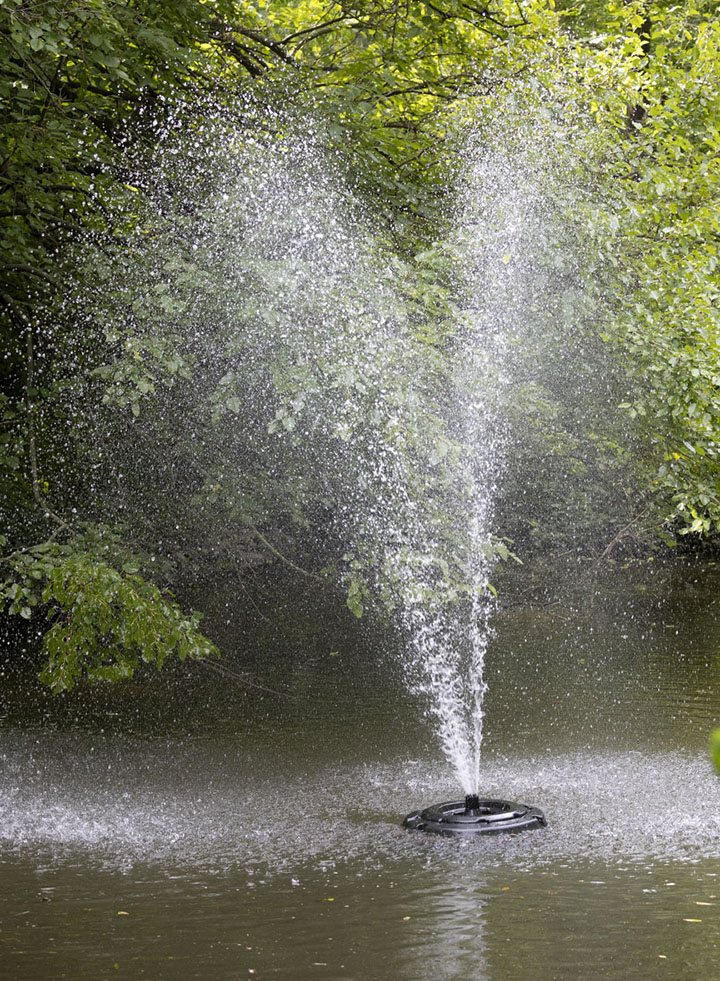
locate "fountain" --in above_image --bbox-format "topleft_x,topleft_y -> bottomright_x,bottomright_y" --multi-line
397,114 -> 571,832
403,794 -> 547,836
6,11 -> 720,975
41,101 -> 570,839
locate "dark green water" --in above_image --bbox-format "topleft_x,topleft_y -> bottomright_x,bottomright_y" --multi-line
2,561 -> 720,979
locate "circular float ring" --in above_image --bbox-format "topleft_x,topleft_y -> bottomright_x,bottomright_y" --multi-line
403,797 -> 547,836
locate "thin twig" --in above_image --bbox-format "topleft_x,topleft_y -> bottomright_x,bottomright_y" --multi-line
594,509 -> 651,565
281,15 -> 349,46
195,657 -> 294,698
252,527 -> 322,580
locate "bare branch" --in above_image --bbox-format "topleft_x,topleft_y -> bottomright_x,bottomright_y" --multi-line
251,527 -> 323,580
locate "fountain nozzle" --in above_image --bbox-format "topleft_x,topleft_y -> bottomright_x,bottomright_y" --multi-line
403,795 -> 546,835
464,794 -> 481,814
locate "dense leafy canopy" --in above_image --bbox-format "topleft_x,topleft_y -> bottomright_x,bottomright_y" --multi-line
2,0 -> 720,690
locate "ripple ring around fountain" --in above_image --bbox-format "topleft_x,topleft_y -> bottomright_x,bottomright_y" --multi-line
403,797 -> 547,836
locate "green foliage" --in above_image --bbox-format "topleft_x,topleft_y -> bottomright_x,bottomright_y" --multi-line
0,1 -> 245,689
250,0 -> 559,211
710,727 -> 720,774
0,532 -> 217,693
5,0 -> 720,693
572,0 -> 720,535
80,129 -> 515,619
0,0 -> 237,293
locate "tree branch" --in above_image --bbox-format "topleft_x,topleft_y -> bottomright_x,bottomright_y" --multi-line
251,527 -> 322,580
281,15 -> 350,46
1,264 -> 61,288
232,26 -> 298,66
210,20 -> 298,72
216,37 -> 266,77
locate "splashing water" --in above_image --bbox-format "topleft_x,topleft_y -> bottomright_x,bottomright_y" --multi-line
398,104 -> 593,793
58,95 -> 590,796
394,150 -> 516,795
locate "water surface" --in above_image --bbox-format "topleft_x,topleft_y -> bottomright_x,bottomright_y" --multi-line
2,561 -> 720,979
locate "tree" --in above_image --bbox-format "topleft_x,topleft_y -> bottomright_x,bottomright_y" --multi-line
0,0 -> 239,688
2,0 -> 556,689
5,0 -> 720,693
571,1 -> 720,537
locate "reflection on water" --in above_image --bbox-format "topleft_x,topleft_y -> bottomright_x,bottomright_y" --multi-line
2,561 -> 720,979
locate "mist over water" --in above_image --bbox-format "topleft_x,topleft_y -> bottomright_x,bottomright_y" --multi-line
3,733 -> 720,872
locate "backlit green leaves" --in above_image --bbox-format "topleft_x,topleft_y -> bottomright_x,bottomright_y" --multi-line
39,554 -> 217,692
581,1 -> 720,534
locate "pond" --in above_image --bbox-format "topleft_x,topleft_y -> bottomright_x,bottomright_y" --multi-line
2,560 -> 720,979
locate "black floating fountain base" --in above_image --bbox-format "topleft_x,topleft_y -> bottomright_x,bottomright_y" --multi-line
403,794 -> 547,836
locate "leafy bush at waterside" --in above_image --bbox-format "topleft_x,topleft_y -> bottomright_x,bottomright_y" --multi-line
0,531 -> 217,692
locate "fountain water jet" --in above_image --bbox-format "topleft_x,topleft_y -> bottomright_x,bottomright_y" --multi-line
400,105 -> 585,830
